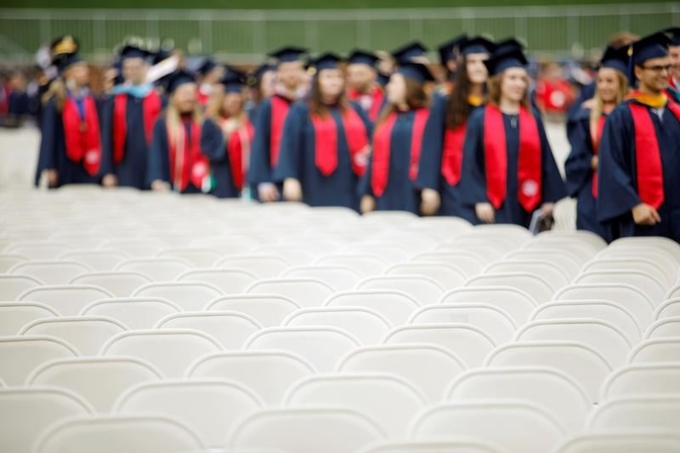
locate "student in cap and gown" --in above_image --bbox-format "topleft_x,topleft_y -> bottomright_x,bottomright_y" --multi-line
247,63 -> 276,123
437,34 -> 468,93
663,27 -> 680,103
346,50 -> 386,124
417,36 -> 496,221
360,61 -> 435,215
35,49 -> 102,188
564,45 -> 630,241
249,46 -> 308,202
274,53 -> 372,210
146,70 -> 223,194
196,57 -> 224,107
597,32 -> 680,241
207,68 -> 255,199
459,47 -> 566,227
100,45 -> 162,189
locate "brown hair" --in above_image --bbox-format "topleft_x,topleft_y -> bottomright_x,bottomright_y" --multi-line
308,72 -> 349,119
446,56 -> 481,130
375,75 -> 429,129
487,71 -> 532,111
206,88 -> 247,122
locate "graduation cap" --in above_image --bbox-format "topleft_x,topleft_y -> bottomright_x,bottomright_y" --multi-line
221,68 -> 247,93
397,61 -> 435,83
53,52 -> 83,74
495,38 -> 525,54
120,44 -> 152,62
248,63 -> 274,87
50,35 -> 80,58
268,46 -> 308,65
197,56 -> 219,76
631,31 -> 671,67
663,27 -> 680,47
483,48 -> 529,76
599,45 -> 630,75
348,49 -> 379,68
391,41 -> 428,63
459,36 -> 496,56
312,52 -> 344,72
438,34 -> 468,65
162,69 -> 197,94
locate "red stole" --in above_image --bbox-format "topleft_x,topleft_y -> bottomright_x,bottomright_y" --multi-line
627,95 -> 680,210
62,95 -> 102,176
312,107 -> 370,177
224,117 -> 255,189
348,86 -> 385,122
441,123 -> 467,186
112,90 -> 162,164
270,95 -> 291,167
483,104 -> 542,212
589,114 -> 607,198
167,117 -> 210,191
197,88 -> 210,107
371,108 -> 429,197
0,86 -> 9,115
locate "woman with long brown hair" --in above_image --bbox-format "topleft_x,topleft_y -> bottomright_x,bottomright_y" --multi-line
459,47 -> 566,227
417,36 -> 495,220
565,46 -> 630,240
360,61 -> 434,214
274,53 -> 371,210
146,70 -> 223,194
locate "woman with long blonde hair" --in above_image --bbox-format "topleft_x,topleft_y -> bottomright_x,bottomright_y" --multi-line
146,70 -> 223,194
458,47 -> 566,227
565,46 -> 630,240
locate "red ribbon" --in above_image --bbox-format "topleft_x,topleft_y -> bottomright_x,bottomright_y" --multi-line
270,95 -> 291,167
312,107 -> 370,177
112,91 -> 162,164
226,118 -> 255,189
62,95 -> 102,176
168,118 -> 211,191
441,122 -> 467,186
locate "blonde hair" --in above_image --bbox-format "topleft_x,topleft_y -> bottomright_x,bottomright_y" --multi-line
487,72 -> 532,110
165,88 -> 203,149
590,68 -> 629,126
206,88 -> 248,123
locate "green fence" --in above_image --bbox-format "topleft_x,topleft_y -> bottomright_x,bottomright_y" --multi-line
1,3 -> 677,64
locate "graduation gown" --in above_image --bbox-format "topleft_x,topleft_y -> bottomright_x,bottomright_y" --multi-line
248,94 -> 294,200
564,106 -> 611,241
459,106 -> 567,227
347,86 -> 386,124
273,102 -> 372,210
100,89 -> 162,189
416,93 -> 479,223
360,108 -> 429,214
597,98 -> 680,241
212,115 -> 255,199
35,96 -> 102,187
146,115 -> 223,194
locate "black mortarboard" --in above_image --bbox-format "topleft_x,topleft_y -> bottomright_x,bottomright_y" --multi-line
397,61 -> 435,83
312,52 -> 343,72
348,49 -> 379,68
120,44 -> 151,62
268,46 -> 308,65
495,38 -> 525,54
221,68 -> 247,93
599,45 -> 630,75
460,36 -> 496,56
631,32 -> 671,66
163,70 -> 196,94
391,41 -> 428,63
663,27 -> 680,47
53,52 -> 83,74
438,34 -> 468,65
198,57 -> 218,76
484,48 -> 529,76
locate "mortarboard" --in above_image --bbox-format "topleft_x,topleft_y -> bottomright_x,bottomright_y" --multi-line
392,41 -> 428,63
599,45 -> 630,75
312,52 -> 343,72
197,57 -> 218,76
268,46 -> 308,65
438,34 -> 468,65
460,36 -> 496,56
495,38 -> 525,54
120,44 -> 151,62
163,69 -> 196,94
631,32 -> 671,67
221,68 -> 247,93
50,35 -> 80,58
663,27 -> 680,47
53,52 -> 83,74
397,61 -> 435,83
484,47 -> 529,76
348,49 -> 379,68
248,63 -> 274,87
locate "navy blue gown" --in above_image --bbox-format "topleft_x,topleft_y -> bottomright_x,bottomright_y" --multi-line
459,107 -> 567,227
273,102 -> 372,210
597,100 -> 680,242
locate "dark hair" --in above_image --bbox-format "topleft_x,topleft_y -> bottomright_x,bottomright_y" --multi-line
375,75 -> 429,129
446,56 -> 476,130
308,71 -> 348,119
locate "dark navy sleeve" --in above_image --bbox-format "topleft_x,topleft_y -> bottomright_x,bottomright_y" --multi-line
459,108 -> 488,206
99,96 -> 115,176
273,102 -> 306,183
564,113 -> 593,198
415,94 -> 446,191
200,118 -> 225,161
146,117 -> 170,185
248,98 -> 273,184
35,99 -> 58,186
535,113 -> 567,203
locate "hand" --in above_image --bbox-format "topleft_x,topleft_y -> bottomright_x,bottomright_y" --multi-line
102,174 -> 118,188
420,188 -> 441,216
475,202 -> 495,223
591,155 -> 599,171
46,169 -> 58,188
540,202 -> 555,217
151,180 -> 170,191
283,178 -> 303,202
360,195 -> 376,214
258,182 -> 280,203
632,203 -> 661,226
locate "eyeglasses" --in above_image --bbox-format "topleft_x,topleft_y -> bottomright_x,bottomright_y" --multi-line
640,64 -> 672,73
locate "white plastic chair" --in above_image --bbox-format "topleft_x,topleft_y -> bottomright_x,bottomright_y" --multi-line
484,261 -> 570,292
70,272 -> 151,297
206,294 -> 301,327
445,367 -> 591,433
533,229 -> 607,251
176,268 -> 258,294
522,240 -> 598,263
189,235 -> 258,254
440,286 -> 537,325
409,400 -> 567,453
115,258 -> 194,281
252,245 -> 319,266
244,326 -> 361,373
245,278 -> 335,308
157,247 -> 222,268
155,312 -> 262,349
530,300 -> 642,344
19,284 -> 115,315
437,244 -> 504,265
601,363 -> 680,401
315,253 -> 390,277
486,341 -> 612,403
587,395 -> 680,432
554,284 -> 655,328
583,258 -> 671,289
358,439 -> 508,453
655,298 -> 680,320
100,329 -> 222,377
0,387 -> 93,453
597,248 -> 678,283
666,284 -> 680,300
610,236 -> 680,263
342,244 -> 411,264
553,432 -> 680,453
357,276 -> 445,306
99,239 -> 165,258
114,379 -> 262,449
505,250 -> 582,279
283,307 -> 392,344
409,304 -> 517,345
27,357 -> 162,412
644,317 -> 680,339
465,273 -> 554,305
131,282 -> 224,311
60,250 -> 128,271
187,351 -> 316,405
411,252 -> 486,278
628,337 -> 680,364
0,301 -> 59,336
215,254 -> 292,278
228,407 -> 386,453
574,271 -> 666,306
19,316 -> 127,356
0,274 -> 43,300
5,242 -> 71,260
9,260 -> 91,285
0,336 -> 78,385
385,263 -> 467,290
0,253 -> 28,272
324,290 -> 421,325
80,297 -> 182,330
282,265 -> 362,291
32,415 -> 205,453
